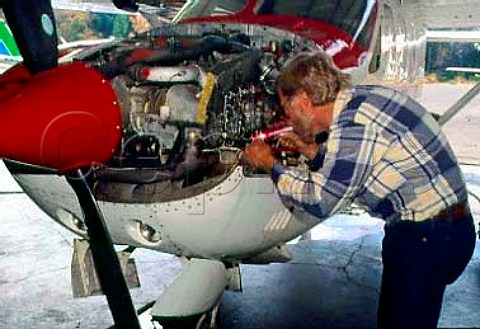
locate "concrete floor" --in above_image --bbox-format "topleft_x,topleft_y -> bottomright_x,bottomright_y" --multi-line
219,216 -> 480,329
1,83 -> 480,329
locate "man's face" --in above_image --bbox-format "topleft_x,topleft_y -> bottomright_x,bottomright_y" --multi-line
279,90 -> 317,143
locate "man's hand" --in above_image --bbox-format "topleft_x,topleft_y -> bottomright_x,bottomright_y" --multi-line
278,133 -> 319,160
244,141 -> 276,173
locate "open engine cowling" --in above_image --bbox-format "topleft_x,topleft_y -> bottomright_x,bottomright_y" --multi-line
73,23 -> 314,202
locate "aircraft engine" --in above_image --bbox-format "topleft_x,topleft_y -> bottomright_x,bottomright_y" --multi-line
74,23 -> 315,202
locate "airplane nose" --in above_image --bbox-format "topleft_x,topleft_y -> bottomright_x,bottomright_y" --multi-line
0,62 -> 122,172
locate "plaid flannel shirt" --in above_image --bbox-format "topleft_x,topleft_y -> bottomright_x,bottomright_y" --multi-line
272,85 -> 467,222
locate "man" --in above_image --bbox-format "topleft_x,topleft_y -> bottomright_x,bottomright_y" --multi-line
244,52 -> 476,329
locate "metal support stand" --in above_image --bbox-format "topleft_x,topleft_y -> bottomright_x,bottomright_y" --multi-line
438,81 -> 480,126
67,169 -> 141,329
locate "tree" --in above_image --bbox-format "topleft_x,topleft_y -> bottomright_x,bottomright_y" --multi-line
426,42 -> 480,81
56,11 -> 97,41
112,15 -> 132,38
91,13 -> 114,37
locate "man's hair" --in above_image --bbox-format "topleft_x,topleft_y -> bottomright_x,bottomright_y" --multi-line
275,52 -> 351,105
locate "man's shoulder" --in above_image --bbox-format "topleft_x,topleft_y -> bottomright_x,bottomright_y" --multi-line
336,85 -> 427,135
351,85 -> 425,117
354,85 -> 404,101
335,85 -> 395,124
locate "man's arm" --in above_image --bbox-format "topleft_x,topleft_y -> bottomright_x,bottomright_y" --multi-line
278,133 -> 319,160
272,123 -> 386,218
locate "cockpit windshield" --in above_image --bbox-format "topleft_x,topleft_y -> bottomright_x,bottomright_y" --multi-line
255,0 -> 376,48
175,0 -> 377,49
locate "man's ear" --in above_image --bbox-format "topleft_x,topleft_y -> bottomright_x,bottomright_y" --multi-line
297,91 -> 314,111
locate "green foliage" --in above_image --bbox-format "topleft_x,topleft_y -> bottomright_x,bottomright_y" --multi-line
55,11 -> 132,41
468,74 -> 480,82
91,13 -> 114,37
112,15 -> 132,38
426,42 -> 480,82
90,13 -> 133,38
56,12 -> 94,41
68,19 -> 87,41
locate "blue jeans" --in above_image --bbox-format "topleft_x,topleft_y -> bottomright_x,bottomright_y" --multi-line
377,213 -> 476,329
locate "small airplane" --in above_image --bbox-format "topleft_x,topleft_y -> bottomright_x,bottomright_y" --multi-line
1,0 -> 480,328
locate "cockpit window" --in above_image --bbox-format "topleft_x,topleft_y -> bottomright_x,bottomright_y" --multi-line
175,0 -> 248,18
255,0 -> 377,48
175,0 -> 377,50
